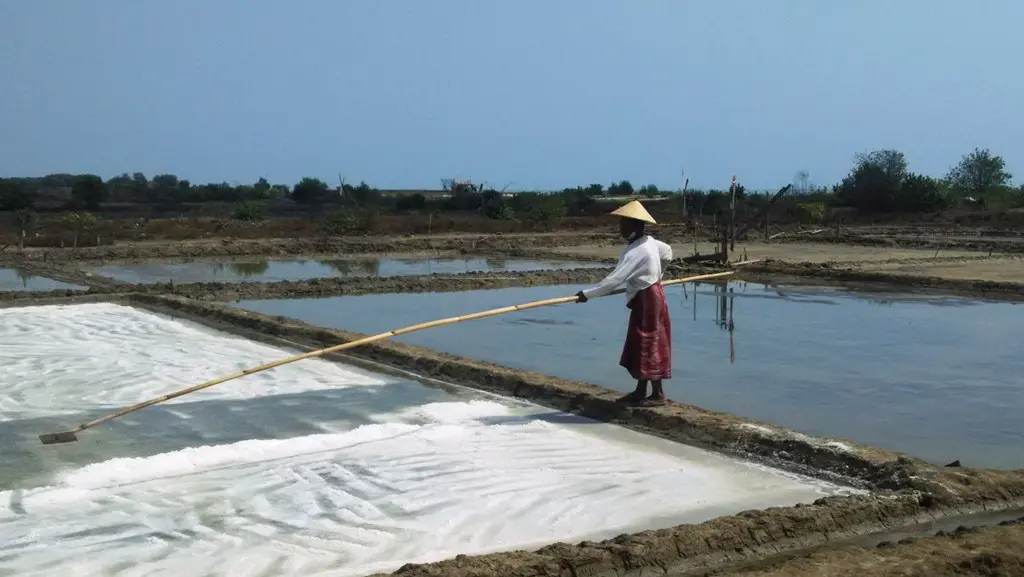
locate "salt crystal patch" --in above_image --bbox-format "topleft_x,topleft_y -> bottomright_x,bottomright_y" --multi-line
739,423 -> 777,435
406,399 -> 512,423
738,424 -> 855,454
0,302 -> 395,421
58,423 -> 417,490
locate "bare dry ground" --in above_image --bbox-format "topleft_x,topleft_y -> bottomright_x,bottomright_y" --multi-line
863,256 -> 1024,284
721,519 -> 1024,577
544,239 -> 1024,287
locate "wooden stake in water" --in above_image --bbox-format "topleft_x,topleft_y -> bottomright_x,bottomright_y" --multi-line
38,270 -> 736,445
729,175 -> 736,253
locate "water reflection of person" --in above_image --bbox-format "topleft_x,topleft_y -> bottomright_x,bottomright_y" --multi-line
575,201 -> 674,405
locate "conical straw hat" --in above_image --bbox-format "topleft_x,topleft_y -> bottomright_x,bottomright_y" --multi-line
609,200 -> 656,224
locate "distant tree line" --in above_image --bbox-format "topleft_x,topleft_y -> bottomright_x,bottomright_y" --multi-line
1,148 -> 1019,227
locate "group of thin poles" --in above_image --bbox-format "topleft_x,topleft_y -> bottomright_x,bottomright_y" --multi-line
683,280 -> 738,364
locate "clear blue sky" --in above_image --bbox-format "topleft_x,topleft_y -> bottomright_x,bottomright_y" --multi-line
1,0 -> 1019,191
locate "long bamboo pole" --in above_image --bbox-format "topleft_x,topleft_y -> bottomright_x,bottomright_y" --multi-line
39,270 -> 734,444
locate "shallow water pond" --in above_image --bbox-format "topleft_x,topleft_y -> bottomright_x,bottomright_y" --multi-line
0,268 -> 84,292
239,282 -> 1024,470
88,257 -> 602,284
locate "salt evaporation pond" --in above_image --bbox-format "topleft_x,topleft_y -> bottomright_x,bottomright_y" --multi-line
239,282 -> 1024,470
87,256 -> 602,284
0,268 -> 84,292
0,302 -> 854,576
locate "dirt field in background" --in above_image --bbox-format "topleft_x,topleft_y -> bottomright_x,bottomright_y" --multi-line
547,240 -> 1024,286
862,256 -> 1024,284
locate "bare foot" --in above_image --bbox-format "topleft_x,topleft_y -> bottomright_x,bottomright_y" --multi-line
641,395 -> 667,406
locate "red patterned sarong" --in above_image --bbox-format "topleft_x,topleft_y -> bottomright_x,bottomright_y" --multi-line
619,282 -> 672,380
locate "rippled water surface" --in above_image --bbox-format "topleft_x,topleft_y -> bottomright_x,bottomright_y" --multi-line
0,268 -> 84,292
239,281 -> 1024,469
88,257 -> 602,284
0,302 -> 851,576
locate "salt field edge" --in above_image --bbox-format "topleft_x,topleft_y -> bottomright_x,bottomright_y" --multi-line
124,293 -> 1024,576
5,293 -> 1024,577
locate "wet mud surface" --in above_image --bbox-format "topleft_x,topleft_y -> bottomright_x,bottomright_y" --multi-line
78,293 -> 1024,577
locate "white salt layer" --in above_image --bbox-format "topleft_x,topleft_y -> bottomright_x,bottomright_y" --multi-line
0,303 -> 861,576
0,302 -> 391,421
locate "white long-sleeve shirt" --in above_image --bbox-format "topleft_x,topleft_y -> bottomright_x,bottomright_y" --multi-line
582,234 -> 673,302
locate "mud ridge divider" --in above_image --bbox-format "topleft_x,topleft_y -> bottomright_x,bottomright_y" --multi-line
126,267 -> 620,301
0,232 -> 626,263
1,269 -> 620,303
0,290 -> 125,306
105,293 -> 1024,577
771,234 -> 1024,254
735,260 -> 1024,301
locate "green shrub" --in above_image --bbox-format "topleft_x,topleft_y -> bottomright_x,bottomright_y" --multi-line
791,202 -> 826,224
317,207 -> 377,235
481,190 -> 513,220
395,193 -> 427,211
514,193 -> 565,223
894,174 -> 953,212
231,200 -> 267,221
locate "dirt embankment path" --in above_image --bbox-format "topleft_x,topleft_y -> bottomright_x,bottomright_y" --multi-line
721,517 -> 1024,577
131,267 -> 619,301
0,267 -> 624,303
0,232 -> 622,263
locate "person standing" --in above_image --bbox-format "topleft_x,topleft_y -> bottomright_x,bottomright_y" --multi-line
576,200 -> 673,404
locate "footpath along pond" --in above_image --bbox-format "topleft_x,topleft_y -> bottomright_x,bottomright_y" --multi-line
238,281 -> 1024,470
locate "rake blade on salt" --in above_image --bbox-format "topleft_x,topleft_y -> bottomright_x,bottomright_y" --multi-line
39,431 -> 78,445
